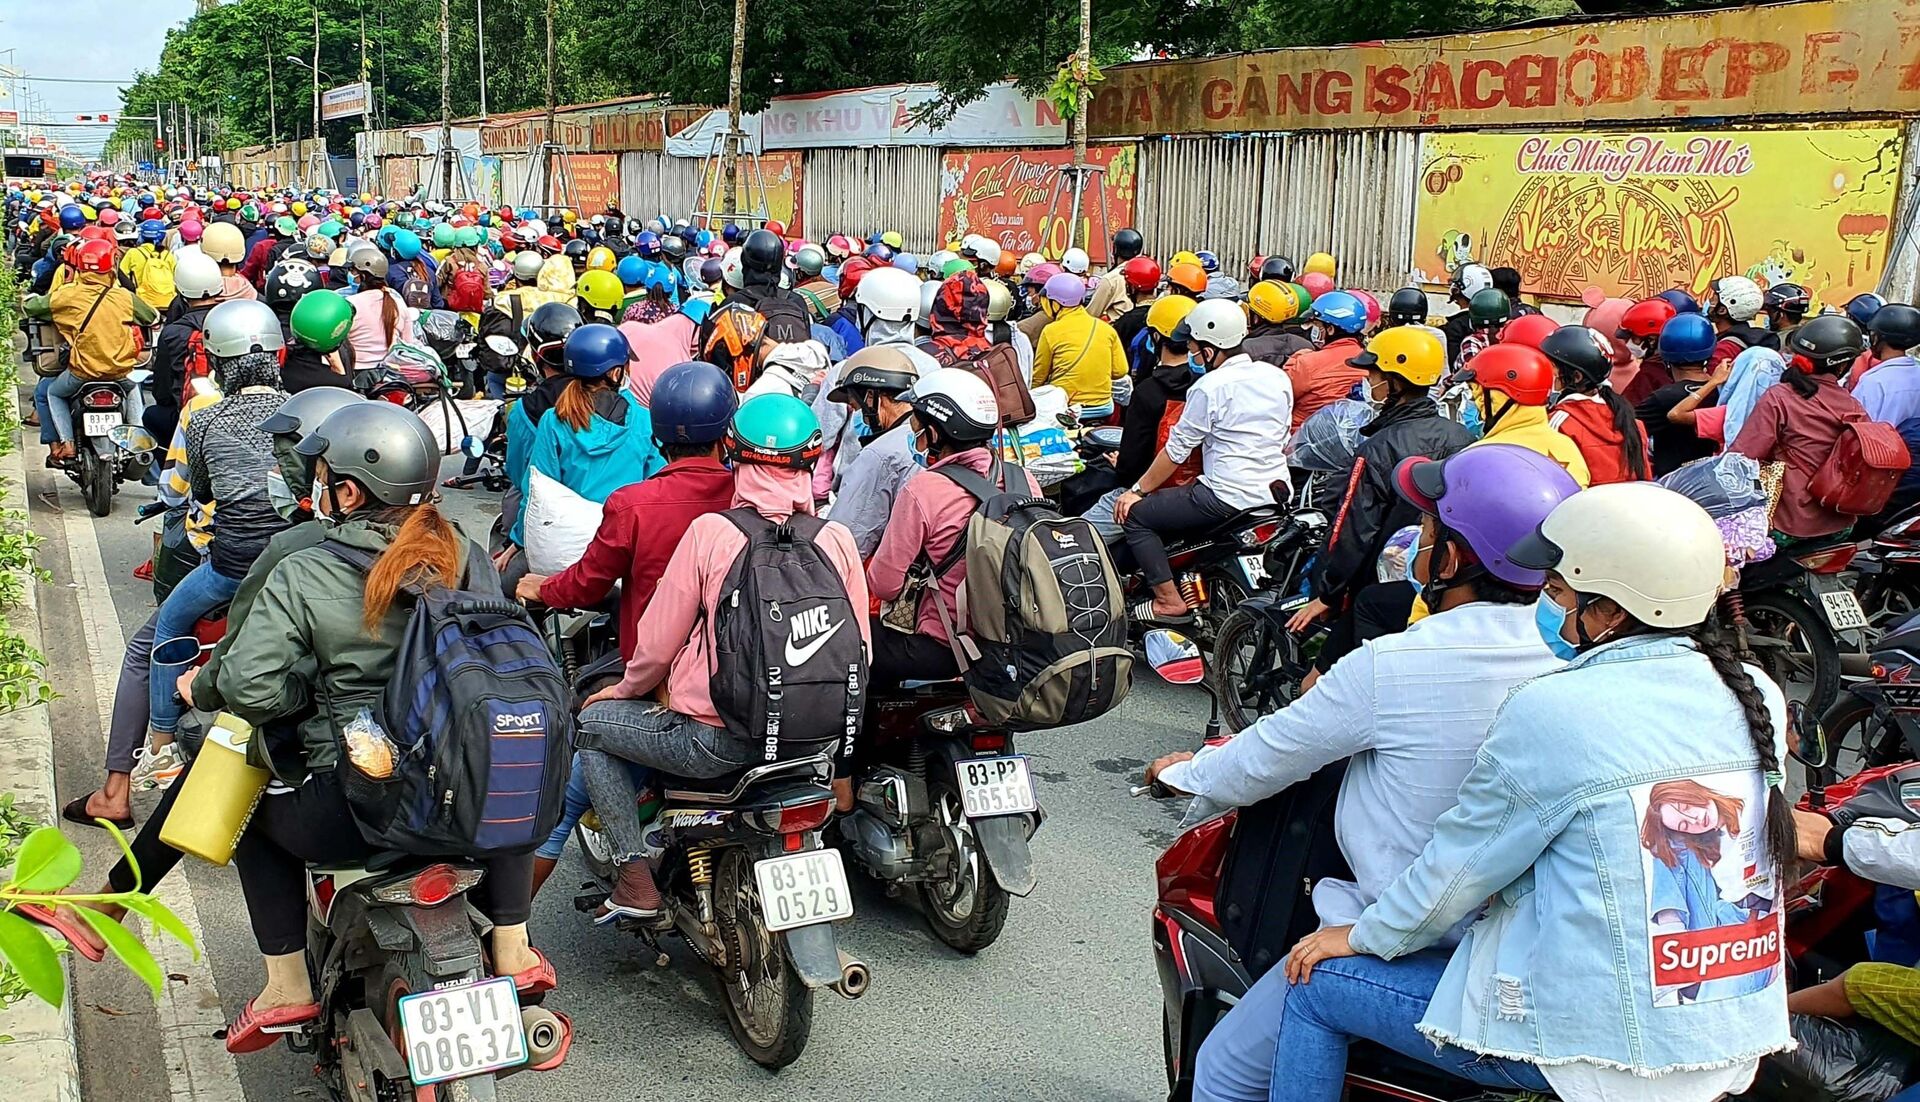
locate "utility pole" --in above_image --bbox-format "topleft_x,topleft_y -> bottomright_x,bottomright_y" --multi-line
267,41 -> 278,147
539,0 -> 555,208
722,0 -> 747,211
310,1 -> 322,188
439,0 -> 452,196
477,0 -> 487,119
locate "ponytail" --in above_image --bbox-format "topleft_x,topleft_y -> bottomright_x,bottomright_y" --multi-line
380,287 -> 399,344
1694,621 -> 1795,871
1602,387 -> 1650,480
552,376 -> 608,431
363,504 -> 462,633
1784,368 -> 1819,399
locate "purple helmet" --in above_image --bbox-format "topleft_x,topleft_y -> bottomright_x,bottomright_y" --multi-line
1043,272 -> 1088,308
1393,444 -> 1580,588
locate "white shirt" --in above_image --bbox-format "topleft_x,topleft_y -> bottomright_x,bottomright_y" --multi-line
1542,1060 -> 1757,1102
1161,353 -> 1293,509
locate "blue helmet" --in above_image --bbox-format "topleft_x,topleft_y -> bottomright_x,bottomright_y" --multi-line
137,192 -> 155,207
1654,289 -> 1703,315
864,242 -> 895,262
58,205 -> 85,231
893,252 -> 920,275
649,361 -> 738,445
1657,312 -> 1717,365
615,254 -> 647,287
722,223 -> 743,244
1195,249 -> 1219,273
1847,292 -> 1887,331
562,323 -> 631,379
635,230 -> 662,258
138,219 -> 166,245
1306,290 -> 1368,334
388,228 -> 423,260
642,261 -> 676,294
518,207 -> 540,222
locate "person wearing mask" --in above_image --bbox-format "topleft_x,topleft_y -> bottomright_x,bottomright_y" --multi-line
1615,297 -> 1679,405
1114,301 -> 1293,622
1146,444 -> 1579,1101
573,394 -> 869,921
1760,282 -> 1812,338
1032,272 -> 1128,417
1847,304 -> 1920,522
343,251 -> 417,370
23,238 -> 157,461
821,347 -> 922,558
1708,275 -> 1778,366
1457,344 -> 1590,485
1244,282 -> 1312,372
500,303 -> 585,559
1438,263 -> 1493,365
1636,312 -> 1723,476
142,250 -> 228,446
1015,263 -> 1063,350
1283,291 -> 1370,430
814,266 -> 935,500
199,221 -> 259,302
1110,256 -> 1161,356
1542,326 -> 1651,484
1731,314 -> 1874,544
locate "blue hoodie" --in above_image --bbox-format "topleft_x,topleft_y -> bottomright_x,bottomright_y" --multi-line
516,386 -> 663,549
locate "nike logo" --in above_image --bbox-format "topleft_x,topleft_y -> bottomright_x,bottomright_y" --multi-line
784,618 -> 846,666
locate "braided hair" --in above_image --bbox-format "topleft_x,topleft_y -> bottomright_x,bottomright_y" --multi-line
1690,619 -> 1795,870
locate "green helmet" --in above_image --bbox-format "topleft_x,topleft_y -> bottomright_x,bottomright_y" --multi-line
432,223 -> 456,248
727,394 -> 823,470
1286,282 -> 1313,316
240,202 -> 260,222
274,214 -> 299,236
395,210 -> 415,227
317,219 -> 342,239
941,257 -> 971,278
458,226 -> 482,248
1468,287 -> 1513,327
289,289 -> 354,352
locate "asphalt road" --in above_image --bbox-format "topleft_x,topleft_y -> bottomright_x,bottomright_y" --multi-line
33,448 -> 1208,1102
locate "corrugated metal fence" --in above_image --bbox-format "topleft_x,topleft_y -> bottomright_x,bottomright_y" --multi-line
802,147 -> 943,250
619,152 -> 704,221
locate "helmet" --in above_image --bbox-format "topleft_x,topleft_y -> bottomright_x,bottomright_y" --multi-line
386,227 -> 424,261
907,367 -> 999,444
916,281 -> 941,326
1449,263 -> 1493,300
1170,250 -> 1201,270
1461,344 -> 1554,406
896,253 -> 923,277
72,239 -> 116,273
699,257 -> 724,288
1763,281 -> 1811,319
1847,293 -> 1888,331
717,246 -> 746,289
1177,299 -> 1249,351
1146,295 -> 1198,341
1784,314 -> 1867,373
1617,298 -> 1678,340
661,234 -> 688,262
1023,262 -> 1061,289
864,242 -> 896,263
1467,288 -> 1512,327
650,362 -> 738,445
1042,273 -> 1087,309
1112,228 -> 1144,262
1498,313 -> 1560,350
824,234 -> 854,259
262,261 -> 320,307
1303,252 -> 1336,278
1657,313 -> 1718,365
1108,255 -> 1158,297
349,249 -> 390,281
1655,288 -> 1704,315
57,205 -> 85,231
741,228 -> 784,280
1306,291 -> 1367,334
526,302 -> 583,365
178,220 -> 204,244
1538,325 -> 1615,389
201,221 -> 247,264
1710,275 -> 1763,321
138,218 -> 167,245
431,223 -> 457,249
562,323 -> 631,378
615,254 -> 647,286
576,269 -> 623,312
961,237 -> 1002,267
728,393 -> 824,469
289,289 -> 355,351
855,266 -> 921,323
511,251 -> 545,282
562,239 -> 591,264
1247,282 -> 1299,324
1387,286 -> 1428,325
203,299 -> 287,358
259,385 -> 364,439
1258,256 -> 1296,283
113,219 -> 139,243
174,252 -> 224,299
828,344 -> 921,402
1508,482 -> 1725,627
1393,444 -> 1580,588
984,279 -> 1014,323
1300,271 -> 1335,300
586,245 -> 616,271
305,233 -> 334,260
881,230 -> 904,250
297,401 -> 441,507
1167,261 -> 1208,297
1194,250 -> 1219,274
1061,247 -> 1091,275
1015,251 -> 1046,280
1871,303 -> 1920,350
795,244 -> 826,277
1358,326 -> 1445,387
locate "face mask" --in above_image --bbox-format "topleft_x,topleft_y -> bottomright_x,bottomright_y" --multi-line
1534,594 -> 1579,660
1307,324 -> 1327,349
311,476 -> 339,526
266,468 -> 299,520
1625,339 -> 1648,361
1188,354 -> 1205,376
848,408 -> 870,441
909,427 -> 929,468
1404,541 -> 1428,596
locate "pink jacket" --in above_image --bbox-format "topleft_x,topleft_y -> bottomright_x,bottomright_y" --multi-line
867,449 -> 1039,643
609,464 -> 871,727
621,313 -> 697,407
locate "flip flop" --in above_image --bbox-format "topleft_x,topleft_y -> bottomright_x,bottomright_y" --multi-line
14,903 -> 106,963
222,998 -> 320,1054
61,794 -> 134,832
132,559 -> 155,581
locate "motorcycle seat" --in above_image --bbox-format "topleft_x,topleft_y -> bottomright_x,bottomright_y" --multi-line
1164,503 -> 1286,554
661,753 -> 835,806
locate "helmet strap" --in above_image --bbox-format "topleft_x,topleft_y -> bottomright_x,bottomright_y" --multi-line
1479,391 -> 1516,433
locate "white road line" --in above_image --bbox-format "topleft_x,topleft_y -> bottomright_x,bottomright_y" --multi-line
51,469 -> 248,1102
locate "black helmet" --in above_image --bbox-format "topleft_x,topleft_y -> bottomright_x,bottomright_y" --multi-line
1871,303 -> 1920,350
1468,288 -> 1512,327
562,238 -> 590,262
661,233 -> 688,262
1764,282 -> 1812,319
1538,325 -> 1616,390
698,257 -> 724,288
741,228 -> 784,281
261,261 -> 319,308
1786,313 -> 1868,371
1387,286 -> 1428,324
1259,255 -> 1296,283
525,302 -> 582,367
1111,227 -> 1143,263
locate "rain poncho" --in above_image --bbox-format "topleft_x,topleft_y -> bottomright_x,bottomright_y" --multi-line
1718,345 -> 1786,444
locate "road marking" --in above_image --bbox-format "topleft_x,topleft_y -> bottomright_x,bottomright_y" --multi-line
52,470 -> 248,1102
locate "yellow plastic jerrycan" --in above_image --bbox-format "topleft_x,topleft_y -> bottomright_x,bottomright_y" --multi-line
159,712 -> 270,865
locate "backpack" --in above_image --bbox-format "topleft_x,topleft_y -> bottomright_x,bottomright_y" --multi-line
1811,413 -> 1911,516
931,340 -> 1034,427
180,326 -> 212,407
709,509 -> 866,761
445,263 -> 487,314
319,541 -> 572,856
399,261 -> 433,310
139,247 -> 176,306
927,463 -> 1132,730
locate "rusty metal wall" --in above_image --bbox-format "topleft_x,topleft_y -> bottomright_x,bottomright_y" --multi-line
619,152 -> 704,221
802,146 -> 942,250
1880,119 -> 1920,303
497,154 -> 536,210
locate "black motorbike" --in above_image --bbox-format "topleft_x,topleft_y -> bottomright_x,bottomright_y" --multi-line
1728,538 -> 1866,718
1819,607 -> 1920,774
1197,502 -> 1331,732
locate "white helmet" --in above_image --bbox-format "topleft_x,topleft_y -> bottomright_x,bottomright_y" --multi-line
1453,263 -> 1494,299
1180,298 -> 1249,350
917,280 -> 940,325
1508,482 -> 1725,627
929,250 -> 959,275
854,266 -> 920,324
721,246 -> 745,289
200,221 -> 247,264
1712,275 -> 1764,322
1061,247 -> 1090,275
173,251 -> 224,299
963,237 -> 1002,266
908,367 -> 1000,442
1016,251 -> 1046,279
513,225 -> 539,246
511,251 -> 544,282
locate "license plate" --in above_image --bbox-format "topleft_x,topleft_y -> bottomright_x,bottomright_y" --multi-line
753,849 -> 854,932
397,976 -> 527,1085
1238,553 -> 1269,586
1820,588 -> 1870,632
957,755 -> 1037,819
82,411 -> 120,437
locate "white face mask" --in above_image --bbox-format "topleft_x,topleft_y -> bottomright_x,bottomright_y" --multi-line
266,468 -> 299,520
1625,339 -> 1649,361
311,476 -> 336,525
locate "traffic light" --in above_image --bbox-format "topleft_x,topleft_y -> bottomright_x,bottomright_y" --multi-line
155,137 -> 166,151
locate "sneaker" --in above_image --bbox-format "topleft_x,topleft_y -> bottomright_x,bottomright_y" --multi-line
593,861 -> 664,925
130,742 -> 184,791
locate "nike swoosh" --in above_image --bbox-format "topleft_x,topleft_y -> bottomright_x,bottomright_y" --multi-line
784,619 -> 847,666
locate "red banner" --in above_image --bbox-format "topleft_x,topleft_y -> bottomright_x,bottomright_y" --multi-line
1652,915 -> 1781,987
938,146 -> 1137,265
556,154 -> 619,215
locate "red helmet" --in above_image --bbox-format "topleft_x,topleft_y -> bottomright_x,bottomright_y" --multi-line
1121,256 -> 1162,296
1462,344 -> 1554,406
1247,254 -> 1266,280
76,225 -> 114,244
1498,313 -> 1560,350
536,234 -> 562,256
764,219 -> 787,238
72,238 -> 117,274
836,255 -> 874,299
1617,298 -> 1678,340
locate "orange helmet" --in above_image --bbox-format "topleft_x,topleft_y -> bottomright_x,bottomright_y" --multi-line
1167,261 -> 1208,297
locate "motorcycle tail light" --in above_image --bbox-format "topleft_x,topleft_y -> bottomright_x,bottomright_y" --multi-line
971,732 -> 1007,754
370,863 -> 483,907
84,389 -> 120,408
1237,521 -> 1281,548
746,797 -> 834,835
1796,544 -> 1858,574
925,702 -> 985,733
379,389 -> 411,406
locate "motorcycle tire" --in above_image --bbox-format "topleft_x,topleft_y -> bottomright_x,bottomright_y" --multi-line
713,846 -> 813,1069
573,820 -> 615,885
1819,693 -> 1910,776
1743,589 -> 1843,716
375,953 -> 499,1101
78,447 -> 113,518
1212,609 -> 1300,734
915,780 -> 1011,954
1200,571 -> 1249,650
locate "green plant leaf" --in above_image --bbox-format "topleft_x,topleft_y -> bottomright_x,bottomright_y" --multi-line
8,826 -> 81,891
0,907 -> 65,1007
76,909 -> 163,997
122,896 -> 199,959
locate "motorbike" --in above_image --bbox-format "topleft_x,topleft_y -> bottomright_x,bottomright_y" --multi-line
66,370 -> 156,517
1201,502 -> 1331,732
1851,502 -> 1920,635
1818,607 -> 1920,775
1728,537 -> 1867,717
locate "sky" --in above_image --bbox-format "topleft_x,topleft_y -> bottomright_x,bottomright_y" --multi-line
1,0 -> 197,159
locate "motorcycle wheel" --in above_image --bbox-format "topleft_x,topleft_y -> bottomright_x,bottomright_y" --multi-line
78,446 -> 113,517
1212,609 -> 1299,734
573,819 -> 615,885
1743,590 -> 1842,715
1820,693 -> 1909,776
1199,572 -> 1248,648
375,955 -> 498,1101
714,846 -> 813,1069
915,781 -> 1011,954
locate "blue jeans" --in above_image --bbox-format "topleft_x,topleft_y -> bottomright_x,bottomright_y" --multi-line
46,369 -> 83,443
537,755 -> 593,860
1891,1084 -> 1920,1102
32,376 -> 55,444
147,561 -> 243,735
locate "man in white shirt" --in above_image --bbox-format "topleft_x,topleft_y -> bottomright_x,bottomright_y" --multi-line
1114,299 -> 1292,622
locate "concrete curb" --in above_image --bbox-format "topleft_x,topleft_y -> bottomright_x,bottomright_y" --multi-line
0,431 -> 83,1102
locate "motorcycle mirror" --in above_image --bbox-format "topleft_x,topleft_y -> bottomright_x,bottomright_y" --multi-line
1143,629 -> 1206,685
484,334 -> 519,356
107,424 -> 158,456
1788,700 -> 1830,771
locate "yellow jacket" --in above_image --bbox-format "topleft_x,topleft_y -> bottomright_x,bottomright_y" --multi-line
26,273 -> 157,381
1032,306 -> 1127,408
1471,401 -> 1592,487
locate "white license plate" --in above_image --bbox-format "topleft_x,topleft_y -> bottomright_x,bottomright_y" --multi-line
957,755 -> 1037,819
397,976 -> 527,1085
1238,554 -> 1269,586
754,849 -> 854,931
1820,588 -> 1870,632
82,411 -> 120,436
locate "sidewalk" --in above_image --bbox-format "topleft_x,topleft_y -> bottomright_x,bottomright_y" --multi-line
0,431 -> 84,1102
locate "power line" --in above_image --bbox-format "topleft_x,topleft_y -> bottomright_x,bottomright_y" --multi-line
0,75 -> 139,84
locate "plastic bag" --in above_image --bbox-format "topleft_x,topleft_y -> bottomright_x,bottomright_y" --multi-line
417,309 -> 470,346
343,707 -> 396,780
1735,1014 -> 1918,1102
375,339 -> 449,388
1657,452 -> 1767,518
1288,399 -> 1372,473
1378,525 -> 1420,584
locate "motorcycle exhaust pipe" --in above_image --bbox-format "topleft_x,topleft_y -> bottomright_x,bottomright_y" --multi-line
831,950 -> 871,1000
521,1007 -> 565,1064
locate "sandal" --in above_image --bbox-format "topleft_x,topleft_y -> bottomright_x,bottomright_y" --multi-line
61,794 -> 134,832
223,998 -> 320,1054
14,902 -> 106,963
507,947 -> 556,997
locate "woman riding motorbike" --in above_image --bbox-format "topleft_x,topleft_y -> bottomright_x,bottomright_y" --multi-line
1543,325 -> 1651,484
1730,313 -> 1873,545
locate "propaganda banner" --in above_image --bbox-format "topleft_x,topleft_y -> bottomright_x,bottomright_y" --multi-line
481,116 -> 590,155
938,146 -> 1138,265
1092,0 -> 1920,135
1410,126 -> 1903,305
759,81 -> 1065,149
556,153 -> 619,213
697,152 -> 806,237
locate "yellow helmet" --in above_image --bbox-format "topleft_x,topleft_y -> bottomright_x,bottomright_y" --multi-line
1248,281 -> 1300,325
291,200 -> 308,216
1145,294 -> 1199,340
1362,326 -> 1444,387
1304,252 -> 1337,278
586,245 -> 616,272
576,269 -> 623,312
1170,250 -> 1202,270
560,208 -> 578,224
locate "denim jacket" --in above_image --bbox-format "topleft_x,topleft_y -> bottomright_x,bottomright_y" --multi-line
1348,633 -> 1793,1075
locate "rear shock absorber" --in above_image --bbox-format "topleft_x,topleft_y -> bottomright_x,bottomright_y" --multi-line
907,740 -> 928,780
686,842 -> 715,886
1179,573 -> 1207,613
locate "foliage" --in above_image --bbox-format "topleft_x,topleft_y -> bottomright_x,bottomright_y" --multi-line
0,265 -> 21,455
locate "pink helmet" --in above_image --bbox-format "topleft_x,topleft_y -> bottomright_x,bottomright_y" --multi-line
1025,262 -> 1063,288
1349,289 -> 1382,329
296,214 -> 320,232
178,220 -> 204,244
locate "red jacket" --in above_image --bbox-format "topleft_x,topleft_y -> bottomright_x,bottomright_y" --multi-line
538,456 -> 736,660
1548,394 -> 1650,485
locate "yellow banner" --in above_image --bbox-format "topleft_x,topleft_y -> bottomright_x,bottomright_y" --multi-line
1411,126 -> 1904,306
1092,0 -> 1920,135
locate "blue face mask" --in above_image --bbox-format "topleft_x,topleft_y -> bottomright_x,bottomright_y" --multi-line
1459,399 -> 1484,439
909,427 -> 929,468
847,409 -> 870,439
1404,541 -> 1427,596
1534,594 -> 1579,660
